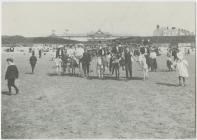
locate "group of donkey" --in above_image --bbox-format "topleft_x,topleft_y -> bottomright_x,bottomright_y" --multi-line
55,46 -> 135,78
60,48 -> 84,75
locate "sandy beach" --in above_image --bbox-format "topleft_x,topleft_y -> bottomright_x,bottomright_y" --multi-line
1,51 -> 195,138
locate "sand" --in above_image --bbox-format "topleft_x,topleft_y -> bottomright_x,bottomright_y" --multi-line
1,51 -> 195,138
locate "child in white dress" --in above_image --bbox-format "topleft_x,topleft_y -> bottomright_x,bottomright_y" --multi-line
172,52 -> 189,86
138,53 -> 149,80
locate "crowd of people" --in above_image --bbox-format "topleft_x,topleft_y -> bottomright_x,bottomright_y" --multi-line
4,42 -> 190,95
53,43 -> 166,81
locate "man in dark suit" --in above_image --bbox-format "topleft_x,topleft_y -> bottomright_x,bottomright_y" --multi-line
30,52 -> 37,74
124,47 -> 133,79
5,58 -> 19,94
81,49 -> 91,77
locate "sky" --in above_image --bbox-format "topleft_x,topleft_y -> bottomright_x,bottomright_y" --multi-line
2,2 -> 196,37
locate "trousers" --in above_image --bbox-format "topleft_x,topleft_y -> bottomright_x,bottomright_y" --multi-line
125,63 -> 132,78
82,63 -> 90,75
31,63 -> 36,73
7,78 -> 18,93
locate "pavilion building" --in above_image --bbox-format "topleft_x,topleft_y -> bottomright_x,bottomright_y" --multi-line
86,29 -> 113,42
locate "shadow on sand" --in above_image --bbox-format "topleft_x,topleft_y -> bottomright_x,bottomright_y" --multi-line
47,73 -> 82,77
25,72 -> 33,75
153,69 -> 176,73
156,82 -> 178,87
130,77 -> 144,80
1,91 -> 12,96
87,76 -> 143,81
87,75 -> 126,81
47,73 -> 143,81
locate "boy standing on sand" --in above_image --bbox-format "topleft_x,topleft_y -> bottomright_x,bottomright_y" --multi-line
5,58 -> 19,94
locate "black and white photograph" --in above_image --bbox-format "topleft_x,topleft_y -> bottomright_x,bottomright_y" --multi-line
1,1 -> 196,139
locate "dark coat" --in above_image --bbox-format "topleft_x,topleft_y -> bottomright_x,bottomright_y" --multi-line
30,56 -> 37,65
172,50 -> 178,59
125,52 -> 132,65
56,48 -> 61,58
5,65 -> 19,80
81,52 -> 91,65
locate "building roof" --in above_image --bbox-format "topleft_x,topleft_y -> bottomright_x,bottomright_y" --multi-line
87,29 -> 111,38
